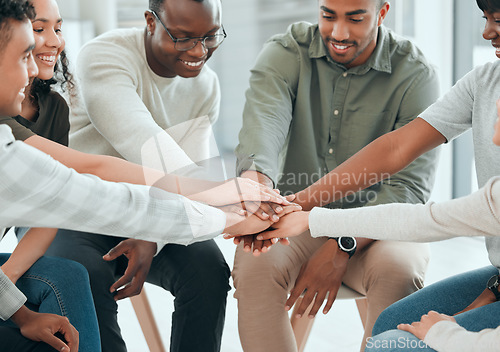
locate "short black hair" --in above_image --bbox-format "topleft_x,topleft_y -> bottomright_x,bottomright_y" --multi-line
476,0 -> 500,12
149,0 -> 204,13
0,0 -> 34,52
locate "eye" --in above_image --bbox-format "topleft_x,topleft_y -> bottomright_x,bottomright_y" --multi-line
33,28 -> 43,33
350,17 -> 364,23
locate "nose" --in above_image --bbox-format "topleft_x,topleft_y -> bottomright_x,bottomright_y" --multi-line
331,21 -> 349,42
27,53 -> 38,78
46,29 -> 62,48
483,20 -> 498,40
187,40 -> 208,58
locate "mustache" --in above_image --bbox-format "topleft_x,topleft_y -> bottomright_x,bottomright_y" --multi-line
328,39 -> 357,46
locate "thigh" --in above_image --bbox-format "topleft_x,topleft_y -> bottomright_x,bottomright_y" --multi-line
232,230 -> 328,299
373,265 -> 498,335
146,239 -> 230,294
0,327 -> 56,352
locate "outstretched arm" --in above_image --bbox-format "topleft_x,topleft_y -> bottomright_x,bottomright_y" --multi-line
1,228 -> 57,284
294,118 -> 446,210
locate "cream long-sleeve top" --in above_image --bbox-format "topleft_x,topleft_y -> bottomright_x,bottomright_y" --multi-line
309,176 -> 500,351
0,125 -> 225,321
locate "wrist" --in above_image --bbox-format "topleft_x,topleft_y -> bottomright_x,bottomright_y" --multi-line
1,264 -> 21,284
10,305 -> 32,327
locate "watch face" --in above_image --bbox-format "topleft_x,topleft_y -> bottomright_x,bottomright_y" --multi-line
488,275 -> 499,289
339,236 -> 356,251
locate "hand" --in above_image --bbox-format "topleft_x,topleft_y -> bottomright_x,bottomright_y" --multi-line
454,288 -> 497,315
398,311 -> 456,341
223,204 -> 302,255
254,211 -> 310,241
11,306 -> 78,352
102,239 -> 157,301
190,177 -> 289,207
286,240 -> 349,318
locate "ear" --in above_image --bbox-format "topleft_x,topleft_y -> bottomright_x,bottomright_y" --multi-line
144,11 -> 156,34
377,2 -> 390,26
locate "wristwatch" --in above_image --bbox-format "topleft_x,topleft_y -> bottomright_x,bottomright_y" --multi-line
333,236 -> 357,259
487,275 -> 500,300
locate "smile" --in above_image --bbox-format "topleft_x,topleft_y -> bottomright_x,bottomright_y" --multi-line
181,60 -> 204,68
37,54 -> 57,64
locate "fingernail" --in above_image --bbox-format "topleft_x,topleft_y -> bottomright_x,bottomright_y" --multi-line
262,212 -> 269,218
296,314 -> 302,318
244,246 -> 250,252
308,315 -> 314,319
256,235 -> 263,240
261,247 -> 267,252
271,238 -> 278,244
276,206 -> 283,212
238,209 -> 245,215
272,215 -> 279,221
285,306 -> 290,311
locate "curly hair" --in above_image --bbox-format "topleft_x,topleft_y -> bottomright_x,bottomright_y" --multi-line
30,49 -> 75,99
476,0 -> 500,12
0,0 -> 35,53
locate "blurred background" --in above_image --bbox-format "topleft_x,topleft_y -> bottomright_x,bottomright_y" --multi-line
1,1 -> 496,351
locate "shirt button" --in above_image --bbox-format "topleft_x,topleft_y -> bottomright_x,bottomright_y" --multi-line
334,110 -> 339,115
328,148 -> 334,154
343,72 -> 348,77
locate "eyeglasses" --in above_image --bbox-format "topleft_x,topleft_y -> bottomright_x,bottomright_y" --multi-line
150,10 -> 227,51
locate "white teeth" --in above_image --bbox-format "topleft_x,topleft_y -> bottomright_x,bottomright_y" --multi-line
334,44 -> 348,50
182,60 -> 203,67
38,55 -> 56,63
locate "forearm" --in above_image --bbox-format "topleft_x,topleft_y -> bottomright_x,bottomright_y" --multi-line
1,228 -> 57,283
240,170 -> 274,189
295,118 -> 444,210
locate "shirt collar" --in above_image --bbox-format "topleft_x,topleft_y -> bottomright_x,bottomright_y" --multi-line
309,25 -> 392,74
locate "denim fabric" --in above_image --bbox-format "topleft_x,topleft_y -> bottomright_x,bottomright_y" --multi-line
0,254 -> 101,352
365,266 -> 500,351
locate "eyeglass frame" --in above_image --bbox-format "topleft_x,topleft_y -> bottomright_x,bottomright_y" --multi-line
149,9 -> 227,51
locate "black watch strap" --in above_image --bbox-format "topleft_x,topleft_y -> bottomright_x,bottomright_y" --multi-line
487,275 -> 500,301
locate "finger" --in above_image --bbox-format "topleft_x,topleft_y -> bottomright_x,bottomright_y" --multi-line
260,239 -> 274,253
109,273 -> 134,293
323,289 -> 338,314
279,238 -> 291,246
102,242 -> 128,261
397,323 -> 413,333
243,235 -> 253,252
41,332 -> 71,352
309,290 -> 327,318
233,237 -> 241,245
285,194 -> 296,202
252,239 -> 264,256
279,204 -> 303,216
256,229 -> 279,241
294,290 -> 316,318
114,282 -> 143,301
269,203 -> 284,214
285,285 -> 305,312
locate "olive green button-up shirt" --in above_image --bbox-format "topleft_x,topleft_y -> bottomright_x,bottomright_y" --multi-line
236,22 -> 440,209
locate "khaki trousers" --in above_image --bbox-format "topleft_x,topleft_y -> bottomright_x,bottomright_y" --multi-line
232,231 -> 429,352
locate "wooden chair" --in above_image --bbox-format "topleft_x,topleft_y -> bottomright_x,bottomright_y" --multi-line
130,290 -> 166,352
291,284 -> 367,352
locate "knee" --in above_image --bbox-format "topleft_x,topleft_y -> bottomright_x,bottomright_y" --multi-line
365,243 -> 429,294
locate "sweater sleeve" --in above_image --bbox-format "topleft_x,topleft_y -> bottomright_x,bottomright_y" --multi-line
424,321 -> 500,352
309,176 -> 500,241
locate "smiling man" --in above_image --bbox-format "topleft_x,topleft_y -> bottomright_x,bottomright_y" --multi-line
47,0 -> 230,351
233,0 -> 441,351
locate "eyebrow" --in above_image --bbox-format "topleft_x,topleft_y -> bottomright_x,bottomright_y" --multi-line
320,6 -> 367,16
32,18 -> 63,24
25,43 -> 36,53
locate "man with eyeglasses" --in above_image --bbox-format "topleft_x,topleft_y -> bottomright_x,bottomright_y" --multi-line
47,0 -> 230,351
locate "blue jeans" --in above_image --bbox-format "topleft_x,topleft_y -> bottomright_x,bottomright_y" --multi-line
0,254 -> 101,352
365,266 -> 500,351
